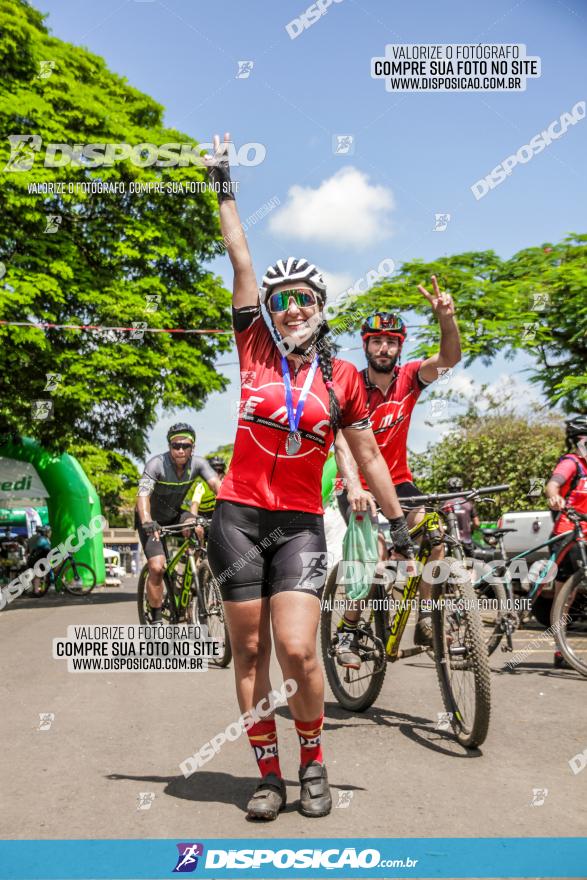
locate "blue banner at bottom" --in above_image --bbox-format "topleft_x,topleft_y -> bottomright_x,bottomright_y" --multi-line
0,837 -> 585,879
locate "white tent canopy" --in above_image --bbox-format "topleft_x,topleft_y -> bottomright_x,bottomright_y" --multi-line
0,458 -> 48,502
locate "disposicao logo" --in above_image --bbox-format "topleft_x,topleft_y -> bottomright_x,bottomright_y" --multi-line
173,842 -> 204,873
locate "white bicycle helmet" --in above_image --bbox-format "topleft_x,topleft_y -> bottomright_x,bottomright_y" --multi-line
259,257 -> 327,305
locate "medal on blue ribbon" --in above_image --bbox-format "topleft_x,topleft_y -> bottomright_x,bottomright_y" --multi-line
281,354 -> 319,456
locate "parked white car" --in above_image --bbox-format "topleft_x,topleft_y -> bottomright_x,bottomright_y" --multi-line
103,548 -> 125,585
497,510 -> 554,559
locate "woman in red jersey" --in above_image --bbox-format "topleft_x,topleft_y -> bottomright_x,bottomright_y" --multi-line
204,134 -> 415,821
545,415 -> 587,667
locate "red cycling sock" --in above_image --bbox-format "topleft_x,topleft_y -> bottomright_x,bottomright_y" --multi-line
246,718 -> 282,778
294,714 -> 324,766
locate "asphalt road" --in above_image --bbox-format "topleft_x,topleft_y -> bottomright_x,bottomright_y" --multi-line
1,576 -> 586,849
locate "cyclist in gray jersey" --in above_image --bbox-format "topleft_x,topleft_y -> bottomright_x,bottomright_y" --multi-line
135,423 -> 220,621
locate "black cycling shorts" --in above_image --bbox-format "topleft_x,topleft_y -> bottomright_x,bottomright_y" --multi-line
207,501 -> 327,603
336,480 -> 423,525
555,541 -> 583,582
135,509 -> 193,560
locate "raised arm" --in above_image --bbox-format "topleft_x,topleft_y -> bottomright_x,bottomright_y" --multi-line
204,132 -> 259,309
417,275 -> 461,385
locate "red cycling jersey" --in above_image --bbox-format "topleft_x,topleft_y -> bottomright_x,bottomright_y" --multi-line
551,453 -> 587,537
358,361 -> 429,487
218,307 -> 370,514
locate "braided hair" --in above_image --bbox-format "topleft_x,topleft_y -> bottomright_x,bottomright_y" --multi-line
315,321 -> 342,435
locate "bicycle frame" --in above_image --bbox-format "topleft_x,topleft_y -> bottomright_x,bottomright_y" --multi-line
159,528 -> 205,619
474,525 -> 587,602
42,553 -> 80,591
381,511 -> 440,661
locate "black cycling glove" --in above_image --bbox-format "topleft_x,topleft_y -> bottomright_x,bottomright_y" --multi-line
206,144 -> 236,203
143,520 -> 161,536
388,516 -> 417,558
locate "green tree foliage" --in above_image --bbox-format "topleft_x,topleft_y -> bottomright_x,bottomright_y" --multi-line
0,0 -> 232,459
349,234 -> 587,412
70,443 -> 139,526
410,392 -> 565,515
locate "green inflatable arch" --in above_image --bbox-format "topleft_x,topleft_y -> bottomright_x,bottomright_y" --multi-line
322,453 -> 338,507
0,437 -> 105,585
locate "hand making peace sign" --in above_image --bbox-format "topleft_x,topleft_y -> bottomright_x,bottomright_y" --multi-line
418,275 -> 456,319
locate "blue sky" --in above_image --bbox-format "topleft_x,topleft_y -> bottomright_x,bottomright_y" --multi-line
37,0 -> 587,461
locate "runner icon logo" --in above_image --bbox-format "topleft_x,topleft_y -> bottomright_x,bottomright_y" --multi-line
136,792 -> 155,811
336,790 -> 354,809
297,552 -> 329,591
173,843 -> 204,873
436,711 -> 453,731
38,713 -> 55,731
530,788 -> 548,807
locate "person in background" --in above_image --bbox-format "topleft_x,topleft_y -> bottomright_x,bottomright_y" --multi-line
443,476 -> 480,557
135,423 -> 221,622
186,455 -> 227,527
545,415 -> 587,668
27,526 -> 52,594
334,294 -> 461,667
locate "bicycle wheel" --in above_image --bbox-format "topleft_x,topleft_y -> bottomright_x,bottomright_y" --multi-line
552,570 -> 587,677
137,566 -> 176,624
431,574 -> 491,748
59,562 -> 96,596
453,544 -> 510,656
320,563 -> 387,712
474,576 -> 510,656
197,560 -> 232,667
531,593 -> 553,629
23,573 -> 51,598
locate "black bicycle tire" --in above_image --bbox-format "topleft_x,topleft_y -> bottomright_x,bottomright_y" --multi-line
431,575 -> 491,748
61,562 -> 96,595
476,578 -> 509,656
531,593 -> 553,629
23,572 -> 51,598
320,564 -> 387,712
137,566 -> 176,624
198,560 -> 232,668
552,570 -> 587,677
450,540 -> 508,656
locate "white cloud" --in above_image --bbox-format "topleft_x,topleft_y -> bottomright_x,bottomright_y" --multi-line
448,372 -> 476,397
442,372 -> 543,409
268,167 -> 395,248
318,268 -> 354,298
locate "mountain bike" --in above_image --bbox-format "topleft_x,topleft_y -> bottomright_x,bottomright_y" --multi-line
551,508 -> 587,676
472,507 -> 587,665
321,489 -> 496,749
24,552 -> 96,597
440,485 -> 514,656
137,520 -> 231,667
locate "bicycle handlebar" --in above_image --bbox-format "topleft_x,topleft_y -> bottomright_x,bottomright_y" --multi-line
400,484 -> 510,507
158,519 -> 208,535
566,506 -> 587,525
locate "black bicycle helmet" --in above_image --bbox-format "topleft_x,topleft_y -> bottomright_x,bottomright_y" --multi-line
207,455 -> 226,474
167,422 -> 196,443
447,476 -> 464,492
566,415 -> 587,443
